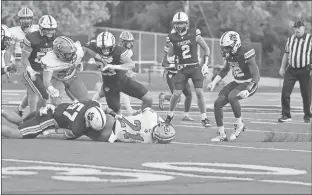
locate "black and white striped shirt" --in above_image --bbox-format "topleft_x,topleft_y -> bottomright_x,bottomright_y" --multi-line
285,33 -> 312,68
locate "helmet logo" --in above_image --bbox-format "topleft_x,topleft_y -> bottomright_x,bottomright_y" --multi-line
229,34 -> 237,41
87,112 -> 95,121
57,44 -> 62,49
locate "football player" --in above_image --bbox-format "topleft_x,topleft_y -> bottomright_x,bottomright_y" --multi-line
21,15 -> 57,112
41,36 -> 89,105
165,12 -> 212,127
85,31 -> 153,114
208,31 -> 260,142
1,25 -> 16,75
8,7 -> 39,116
118,31 -> 137,115
1,100 -> 109,139
159,28 -> 193,121
2,102 -> 175,144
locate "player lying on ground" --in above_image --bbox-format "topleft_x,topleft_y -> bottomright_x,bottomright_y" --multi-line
2,101 -> 175,144
207,31 -> 260,142
84,31 -> 153,115
41,36 -> 89,106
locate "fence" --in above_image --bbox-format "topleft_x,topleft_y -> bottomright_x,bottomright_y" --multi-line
90,27 -> 262,73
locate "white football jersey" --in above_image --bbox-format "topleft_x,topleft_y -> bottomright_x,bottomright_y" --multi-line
41,41 -> 84,81
9,25 -> 39,59
114,108 -> 164,143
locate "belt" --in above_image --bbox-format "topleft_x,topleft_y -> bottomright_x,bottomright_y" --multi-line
177,63 -> 198,70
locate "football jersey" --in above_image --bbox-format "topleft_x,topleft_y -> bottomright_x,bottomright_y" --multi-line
53,100 -> 101,138
114,108 -> 164,143
41,41 -> 84,81
84,41 -> 133,86
167,28 -> 200,65
23,31 -> 54,71
227,45 -> 256,82
9,25 -> 39,60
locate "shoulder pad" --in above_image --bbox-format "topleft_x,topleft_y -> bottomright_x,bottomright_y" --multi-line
242,45 -> 256,60
170,29 -> 176,34
166,35 -> 171,43
120,48 -> 133,60
24,31 -> 40,46
31,24 -> 40,32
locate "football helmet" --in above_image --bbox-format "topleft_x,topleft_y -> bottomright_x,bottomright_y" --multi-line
152,123 -> 176,144
53,36 -> 77,63
172,12 -> 189,34
1,25 -> 12,50
96,31 -> 116,56
220,31 -> 241,58
17,7 -> 34,30
38,15 -> 57,38
119,31 -> 134,49
85,106 -> 107,131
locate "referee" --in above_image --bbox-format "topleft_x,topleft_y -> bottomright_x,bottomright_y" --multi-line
279,21 -> 312,123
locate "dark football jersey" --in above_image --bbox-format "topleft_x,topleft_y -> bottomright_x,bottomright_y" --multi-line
227,45 -> 256,81
23,31 -> 54,71
84,40 -> 132,86
166,28 -> 200,65
53,100 -> 101,138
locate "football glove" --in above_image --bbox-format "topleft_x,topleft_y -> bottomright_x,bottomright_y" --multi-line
201,65 -> 209,76
47,86 -> 60,98
39,104 -> 56,116
237,90 -> 250,99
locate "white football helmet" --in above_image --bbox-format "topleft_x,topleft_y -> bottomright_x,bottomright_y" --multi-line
85,106 -> 107,131
220,31 -> 241,58
119,31 -> 134,49
38,15 -> 57,38
18,7 -> 34,30
152,123 -> 176,144
172,12 -> 189,34
96,31 -> 116,56
1,25 -> 12,50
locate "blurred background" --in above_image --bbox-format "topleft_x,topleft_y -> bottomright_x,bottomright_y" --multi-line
2,0 -> 311,92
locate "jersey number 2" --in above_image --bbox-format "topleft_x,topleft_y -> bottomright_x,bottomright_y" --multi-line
232,67 -> 244,78
181,45 -> 191,59
119,117 -> 143,141
63,103 -> 85,121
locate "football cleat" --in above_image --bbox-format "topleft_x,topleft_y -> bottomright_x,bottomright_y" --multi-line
165,114 -> 174,125
182,115 -> 194,121
211,132 -> 228,142
278,115 -> 292,122
230,123 -> 246,140
201,118 -> 212,128
158,92 -> 165,110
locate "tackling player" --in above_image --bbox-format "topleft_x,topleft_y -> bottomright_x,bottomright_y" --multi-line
41,36 -> 89,105
85,31 -> 153,114
2,102 -> 175,144
8,7 -> 39,116
208,31 -> 260,142
1,100 -> 109,139
165,12 -> 212,127
21,15 -> 57,111
159,28 -> 193,121
1,25 -> 16,75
